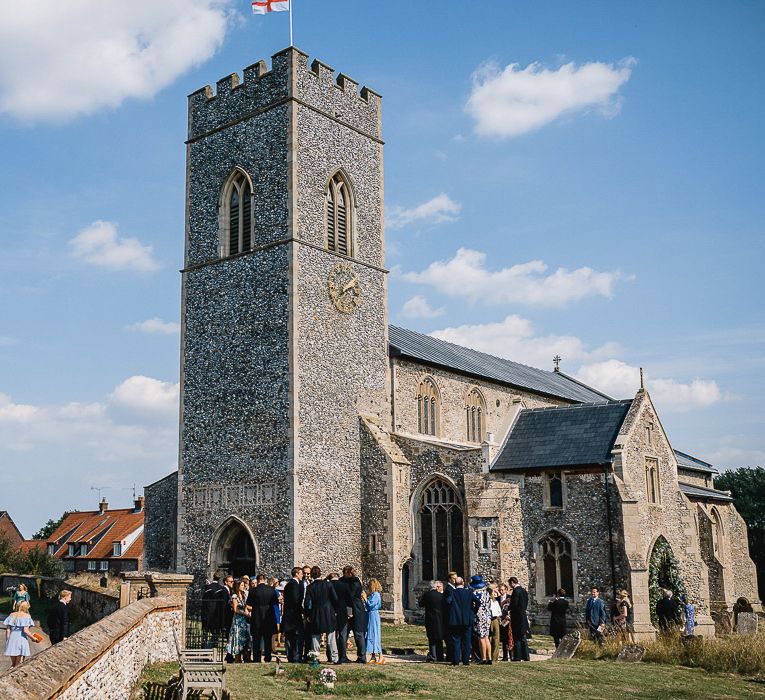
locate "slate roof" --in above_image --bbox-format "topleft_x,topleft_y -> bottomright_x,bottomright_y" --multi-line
674,450 -> 718,475
679,482 -> 733,502
389,325 -> 611,404
491,400 -> 633,472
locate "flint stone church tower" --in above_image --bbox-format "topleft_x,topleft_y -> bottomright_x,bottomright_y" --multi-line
144,48 -> 759,639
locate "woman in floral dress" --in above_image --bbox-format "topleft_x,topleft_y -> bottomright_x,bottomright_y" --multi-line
470,575 -> 492,664
226,579 -> 251,662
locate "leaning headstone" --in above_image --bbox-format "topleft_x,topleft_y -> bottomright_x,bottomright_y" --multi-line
711,610 -> 732,636
616,644 -> 646,662
736,611 -> 758,635
551,630 -> 580,659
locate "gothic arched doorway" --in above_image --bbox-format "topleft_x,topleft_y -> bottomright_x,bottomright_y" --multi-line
648,535 -> 686,625
210,517 -> 258,577
417,478 -> 465,581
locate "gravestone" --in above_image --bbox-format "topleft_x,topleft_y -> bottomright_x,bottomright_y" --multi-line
711,610 -> 732,636
736,611 -> 758,635
551,630 -> 580,659
616,644 -> 646,662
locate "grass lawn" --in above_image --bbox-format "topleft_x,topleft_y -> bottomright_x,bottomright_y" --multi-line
134,659 -> 765,699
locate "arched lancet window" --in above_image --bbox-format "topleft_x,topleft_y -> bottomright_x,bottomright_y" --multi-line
539,531 -> 574,596
222,170 -> 253,257
417,378 -> 439,436
326,172 -> 353,257
465,388 -> 486,443
418,479 -> 464,580
710,507 -> 724,558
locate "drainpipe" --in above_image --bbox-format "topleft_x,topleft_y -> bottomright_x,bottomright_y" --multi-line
602,459 -> 618,607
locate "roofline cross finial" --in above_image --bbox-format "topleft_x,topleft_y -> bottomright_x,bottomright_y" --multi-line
553,355 -> 562,372
640,367 -> 644,390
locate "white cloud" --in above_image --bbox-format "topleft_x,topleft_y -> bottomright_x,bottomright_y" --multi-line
404,248 -> 623,307
0,393 -> 39,423
0,336 -> 17,347
466,58 -> 635,138
708,438 -> 765,469
576,359 -> 723,411
69,220 -> 160,272
402,295 -> 445,320
109,375 -> 179,419
0,1 -> 232,120
126,318 -> 180,335
430,314 -> 619,370
387,194 -> 461,230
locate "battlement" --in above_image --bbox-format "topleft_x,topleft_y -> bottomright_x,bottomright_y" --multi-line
188,47 -> 382,141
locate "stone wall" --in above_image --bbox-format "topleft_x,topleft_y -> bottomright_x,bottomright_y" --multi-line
0,574 -> 119,624
391,358 -> 566,446
614,390 -> 714,636
143,471 -> 177,571
720,502 -> 759,606
0,597 -> 181,700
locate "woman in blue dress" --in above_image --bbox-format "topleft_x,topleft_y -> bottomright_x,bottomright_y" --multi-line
4,600 -> 35,667
225,579 -> 251,662
680,594 -> 695,636
365,579 -> 383,663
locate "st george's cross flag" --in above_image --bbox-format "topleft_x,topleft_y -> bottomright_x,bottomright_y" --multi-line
252,0 -> 289,13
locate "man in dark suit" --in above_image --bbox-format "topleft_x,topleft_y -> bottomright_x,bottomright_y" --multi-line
444,577 -> 476,666
305,567 -> 339,662
342,566 -> 368,663
47,590 -> 72,644
246,574 -> 279,662
332,572 -> 351,663
419,580 -> 445,662
509,576 -> 530,661
201,573 -> 229,649
300,565 -> 312,661
282,567 -> 305,662
656,589 -> 680,633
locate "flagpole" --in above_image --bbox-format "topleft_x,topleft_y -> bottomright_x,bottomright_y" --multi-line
289,0 -> 294,46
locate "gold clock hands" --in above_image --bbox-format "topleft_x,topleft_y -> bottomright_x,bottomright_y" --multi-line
341,278 -> 359,294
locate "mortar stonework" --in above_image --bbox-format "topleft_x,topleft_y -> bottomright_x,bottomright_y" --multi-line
142,48 -> 759,634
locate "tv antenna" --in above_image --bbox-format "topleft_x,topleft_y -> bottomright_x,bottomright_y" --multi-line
90,486 -> 109,501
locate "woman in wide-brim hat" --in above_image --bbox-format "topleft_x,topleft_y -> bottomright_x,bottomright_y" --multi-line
470,575 -> 492,663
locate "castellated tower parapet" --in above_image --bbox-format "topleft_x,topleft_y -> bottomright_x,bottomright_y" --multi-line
188,47 -> 382,142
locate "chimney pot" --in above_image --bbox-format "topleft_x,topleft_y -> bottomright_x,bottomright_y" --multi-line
134,495 -> 145,512
99,498 -> 108,513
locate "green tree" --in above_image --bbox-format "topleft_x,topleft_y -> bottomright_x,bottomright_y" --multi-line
715,466 -> 765,600
20,547 -> 65,578
32,510 -> 79,540
0,535 -> 23,574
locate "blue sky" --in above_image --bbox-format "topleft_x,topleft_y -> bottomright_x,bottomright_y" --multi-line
0,1 -> 763,537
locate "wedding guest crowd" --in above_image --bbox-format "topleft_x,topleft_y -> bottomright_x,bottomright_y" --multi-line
201,568 -> 693,666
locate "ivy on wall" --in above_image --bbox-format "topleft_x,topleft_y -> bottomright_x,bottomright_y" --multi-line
648,535 -> 687,624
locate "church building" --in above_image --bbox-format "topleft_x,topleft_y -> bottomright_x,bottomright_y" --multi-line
143,48 -> 759,639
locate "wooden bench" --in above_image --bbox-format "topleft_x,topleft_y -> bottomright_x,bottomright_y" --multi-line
173,629 -> 225,700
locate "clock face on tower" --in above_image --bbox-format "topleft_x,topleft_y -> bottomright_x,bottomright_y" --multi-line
327,262 -> 361,313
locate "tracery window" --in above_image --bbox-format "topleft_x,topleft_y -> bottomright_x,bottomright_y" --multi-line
539,531 -> 574,596
417,378 -> 439,436
465,388 -> 486,443
326,172 -> 353,257
419,479 -> 464,581
645,457 -> 660,504
222,170 -> 252,256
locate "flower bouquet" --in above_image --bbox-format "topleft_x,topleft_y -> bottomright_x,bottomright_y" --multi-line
307,650 -> 320,668
318,667 -> 337,690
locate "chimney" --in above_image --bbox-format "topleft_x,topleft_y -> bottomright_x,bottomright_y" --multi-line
134,495 -> 145,513
99,497 -> 109,514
